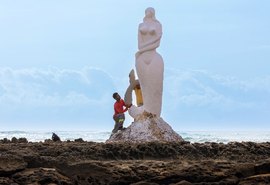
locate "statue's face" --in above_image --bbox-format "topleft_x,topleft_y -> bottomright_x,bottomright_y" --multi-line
145,7 -> 154,18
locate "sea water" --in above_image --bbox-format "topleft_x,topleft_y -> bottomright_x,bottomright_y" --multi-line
0,130 -> 269,143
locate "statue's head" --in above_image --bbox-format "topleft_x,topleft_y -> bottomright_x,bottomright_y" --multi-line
145,7 -> 155,18
144,7 -> 157,22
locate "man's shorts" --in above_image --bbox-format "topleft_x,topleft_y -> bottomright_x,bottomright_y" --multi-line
113,113 -> 125,123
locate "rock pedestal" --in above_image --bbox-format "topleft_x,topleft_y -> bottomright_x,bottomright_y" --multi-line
106,112 -> 183,143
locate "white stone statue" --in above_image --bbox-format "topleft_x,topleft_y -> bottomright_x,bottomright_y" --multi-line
107,7 -> 183,143
128,7 -> 164,118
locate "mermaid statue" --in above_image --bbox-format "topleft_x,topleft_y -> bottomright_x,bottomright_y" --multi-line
125,7 -> 164,119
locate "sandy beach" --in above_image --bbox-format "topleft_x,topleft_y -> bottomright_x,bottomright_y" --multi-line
0,138 -> 270,184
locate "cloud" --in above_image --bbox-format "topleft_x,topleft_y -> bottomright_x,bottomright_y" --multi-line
164,68 -> 270,110
1,66 -> 269,130
163,68 -> 270,128
0,67 -> 117,130
0,67 -> 115,106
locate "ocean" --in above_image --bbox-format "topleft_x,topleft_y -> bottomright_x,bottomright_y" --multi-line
0,130 -> 269,143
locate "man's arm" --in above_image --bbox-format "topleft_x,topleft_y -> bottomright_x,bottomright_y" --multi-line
123,99 -> 132,109
115,103 -> 128,114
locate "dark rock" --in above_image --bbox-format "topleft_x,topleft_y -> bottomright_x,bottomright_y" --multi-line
0,141 -> 270,184
11,137 -> 18,143
74,138 -> 84,142
131,181 -> 159,185
44,139 -> 53,143
0,177 -> 18,185
239,174 -> 270,185
18,138 -> 28,143
1,138 -> 10,143
52,133 -> 61,142
0,154 -> 27,176
255,162 -> 270,174
12,168 -> 73,185
234,163 -> 255,178
174,180 -> 193,185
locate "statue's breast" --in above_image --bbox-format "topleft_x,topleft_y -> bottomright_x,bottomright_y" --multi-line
139,24 -> 156,35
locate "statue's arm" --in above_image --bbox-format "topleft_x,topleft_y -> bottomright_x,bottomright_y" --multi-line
139,23 -> 162,49
138,39 -> 160,53
140,35 -> 161,49
136,22 -> 162,58
138,24 -> 144,50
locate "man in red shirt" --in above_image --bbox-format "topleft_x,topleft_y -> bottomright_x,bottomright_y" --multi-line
112,92 -> 131,134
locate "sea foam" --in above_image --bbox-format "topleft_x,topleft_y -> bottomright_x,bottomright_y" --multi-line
0,130 -> 269,143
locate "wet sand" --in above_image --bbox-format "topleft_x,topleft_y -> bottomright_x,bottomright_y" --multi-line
1,138 -> 270,184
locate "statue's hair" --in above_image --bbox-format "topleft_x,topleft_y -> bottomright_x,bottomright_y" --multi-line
143,7 -> 160,24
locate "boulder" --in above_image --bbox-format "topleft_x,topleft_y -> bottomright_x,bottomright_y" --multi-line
12,168 -> 73,185
0,177 -> 17,185
0,154 -> 27,176
107,111 -> 183,143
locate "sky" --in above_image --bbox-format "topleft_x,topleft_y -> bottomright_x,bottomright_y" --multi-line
0,0 -> 269,131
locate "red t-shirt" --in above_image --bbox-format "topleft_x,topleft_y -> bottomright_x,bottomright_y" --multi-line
114,99 -> 128,116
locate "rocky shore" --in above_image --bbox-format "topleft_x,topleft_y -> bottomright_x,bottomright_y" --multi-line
1,138 -> 270,184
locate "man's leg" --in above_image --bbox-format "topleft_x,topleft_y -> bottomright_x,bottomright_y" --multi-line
117,114 -> 125,130
112,122 -> 119,133
112,114 -> 121,133
112,114 -> 125,133
112,115 -> 119,133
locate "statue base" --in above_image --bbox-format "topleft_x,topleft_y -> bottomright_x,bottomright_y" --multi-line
106,111 -> 183,143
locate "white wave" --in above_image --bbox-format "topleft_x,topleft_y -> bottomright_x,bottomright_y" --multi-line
179,131 -> 270,143
1,130 -> 270,143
